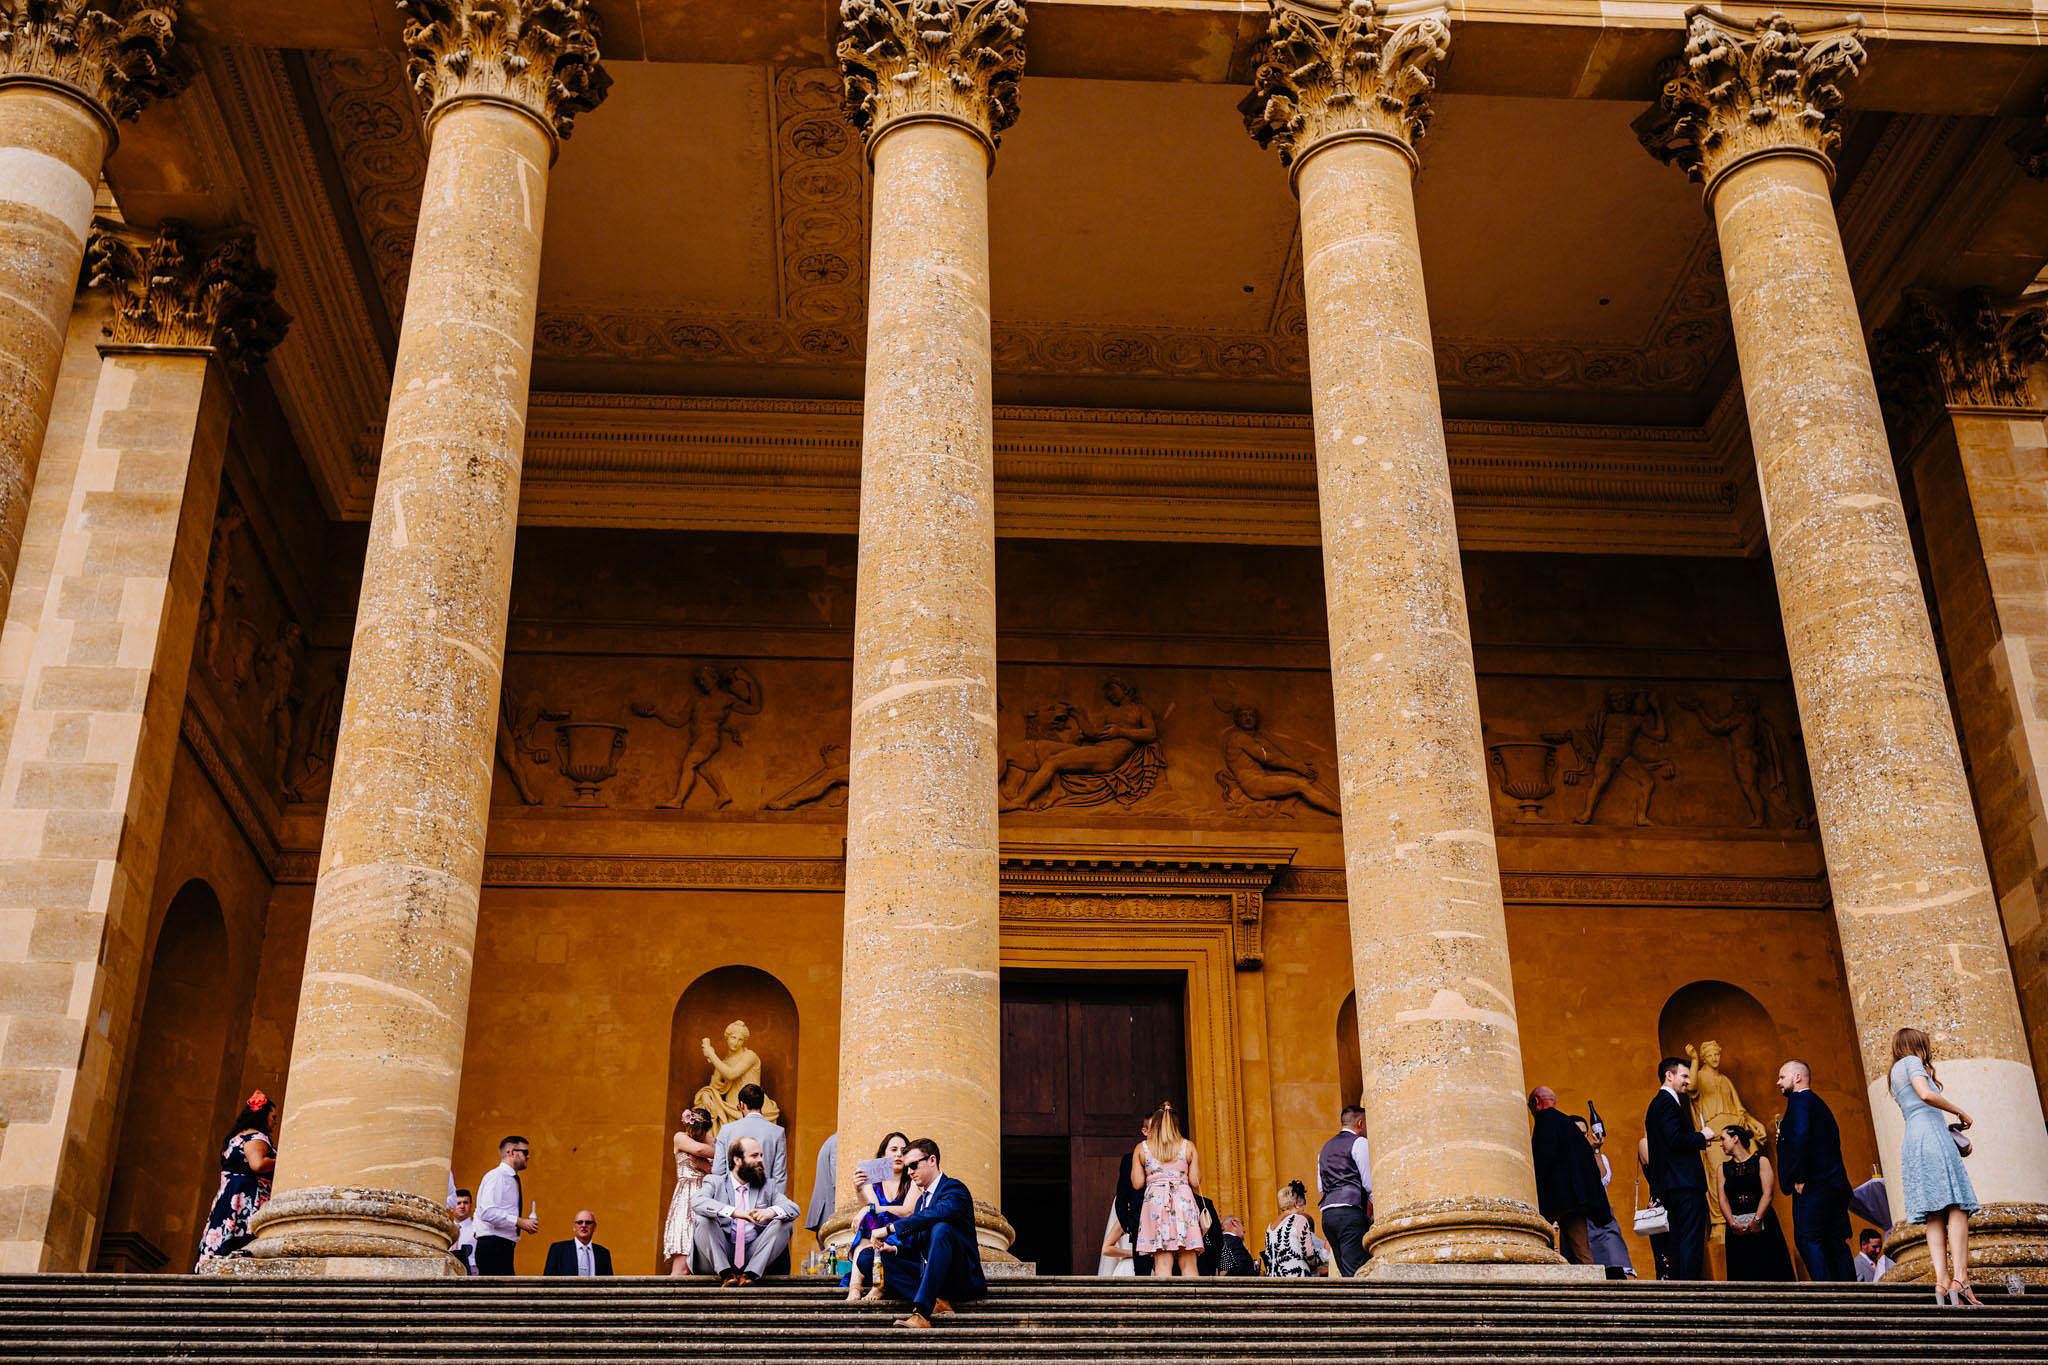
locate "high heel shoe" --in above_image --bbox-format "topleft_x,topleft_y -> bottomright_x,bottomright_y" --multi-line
1934,1278 -> 1954,1305
1952,1280 -> 1984,1306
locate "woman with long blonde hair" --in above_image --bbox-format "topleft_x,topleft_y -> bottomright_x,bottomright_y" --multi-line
1889,1027 -> 1980,1304
1129,1101 -> 1204,1276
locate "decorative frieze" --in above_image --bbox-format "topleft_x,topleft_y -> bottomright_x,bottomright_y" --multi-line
835,0 -> 1027,151
1873,289 -> 2048,424
1634,7 -> 1864,191
1239,0 -> 1450,167
0,0 -> 185,126
86,219 -> 290,367
396,0 -> 609,140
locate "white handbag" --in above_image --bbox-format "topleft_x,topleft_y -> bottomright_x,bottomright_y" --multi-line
1631,1179 -> 1669,1236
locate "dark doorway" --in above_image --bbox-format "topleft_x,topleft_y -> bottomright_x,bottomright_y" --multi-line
999,970 -> 1189,1274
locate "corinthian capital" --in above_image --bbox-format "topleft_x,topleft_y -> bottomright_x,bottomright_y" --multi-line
398,0 -> 610,144
1239,1 -> 1450,170
1634,7 -> 1864,192
87,220 -> 291,370
0,0 -> 186,129
1874,289 -> 2048,425
836,0 -> 1028,154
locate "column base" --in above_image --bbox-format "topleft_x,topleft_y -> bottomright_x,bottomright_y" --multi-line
200,1252 -> 467,1279
240,1186 -> 459,1269
1359,1260 -> 1604,1283
1362,1197 -> 1564,1266
818,1197 -> 1017,1261
1882,1202 -> 2048,1288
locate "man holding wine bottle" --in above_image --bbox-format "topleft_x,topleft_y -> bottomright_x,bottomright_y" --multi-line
474,1135 -> 541,1274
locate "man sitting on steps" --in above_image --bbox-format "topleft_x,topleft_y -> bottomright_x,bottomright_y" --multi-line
859,1136 -> 988,1329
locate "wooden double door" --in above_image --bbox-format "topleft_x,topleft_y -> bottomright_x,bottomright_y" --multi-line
999,971 -> 1189,1274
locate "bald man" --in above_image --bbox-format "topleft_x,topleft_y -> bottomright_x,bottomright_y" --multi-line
1776,1059 -> 1854,1281
543,1210 -> 614,1276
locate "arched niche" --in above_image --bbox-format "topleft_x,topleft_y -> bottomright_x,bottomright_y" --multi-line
1337,991 -> 1361,1111
1657,979 -> 1782,1122
663,966 -> 798,1237
98,879 -> 233,1272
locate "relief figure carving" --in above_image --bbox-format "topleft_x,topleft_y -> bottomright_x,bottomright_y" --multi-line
633,664 -> 762,809
497,692 -> 563,806
1555,688 -> 1676,826
199,501 -> 247,681
1678,690 -> 1809,829
256,623 -> 303,796
282,659 -> 342,804
998,676 -> 1166,813
765,742 -> 849,811
1216,703 -> 1340,817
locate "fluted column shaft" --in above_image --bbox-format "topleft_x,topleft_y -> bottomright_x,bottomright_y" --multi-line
1242,1 -> 1555,1266
1641,8 -> 2048,1280
829,0 -> 1026,1254
247,0 -> 607,1274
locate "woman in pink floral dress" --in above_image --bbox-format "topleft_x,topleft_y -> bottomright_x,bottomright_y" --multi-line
195,1092 -> 277,1271
1129,1101 -> 1204,1276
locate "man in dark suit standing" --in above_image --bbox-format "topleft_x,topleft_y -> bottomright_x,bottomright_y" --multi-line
864,1136 -> 987,1330
542,1210 -> 614,1277
1528,1087 -> 1612,1265
1776,1058 -> 1856,1281
1645,1056 -> 1718,1279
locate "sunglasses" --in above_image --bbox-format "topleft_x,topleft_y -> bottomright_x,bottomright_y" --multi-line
903,1157 -> 928,1171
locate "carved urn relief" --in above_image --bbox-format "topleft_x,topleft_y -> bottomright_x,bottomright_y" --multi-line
554,721 -> 628,807
1486,739 -> 1558,821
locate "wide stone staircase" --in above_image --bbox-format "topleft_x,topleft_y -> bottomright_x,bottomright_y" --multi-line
4,1274 -> 2047,1362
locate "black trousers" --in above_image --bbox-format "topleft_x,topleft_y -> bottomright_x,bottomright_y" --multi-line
474,1236 -> 517,1275
1322,1204 -> 1369,1278
1662,1189 -> 1709,1281
1793,1189 -> 1857,1282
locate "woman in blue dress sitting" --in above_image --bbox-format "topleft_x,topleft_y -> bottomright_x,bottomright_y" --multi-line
1889,1027 -> 1980,1305
844,1131 -> 917,1303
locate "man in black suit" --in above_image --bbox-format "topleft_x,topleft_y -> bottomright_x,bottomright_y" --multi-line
1644,1056 -> 1718,1279
542,1210 -> 614,1277
1776,1058 -> 1856,1281
1528,1086 -> 1612,1265
864,1136 -> 987,1330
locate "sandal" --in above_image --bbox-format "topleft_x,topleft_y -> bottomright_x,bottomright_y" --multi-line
1953,1280 -> 1984,1307
1934,1277 -> 1953,1305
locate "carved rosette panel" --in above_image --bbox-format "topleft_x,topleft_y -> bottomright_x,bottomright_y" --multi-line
87,219 -> 291,368
397,0 -> 610,140
1239,0 -> 1450,166
1873,289 -> 2048,430
835,0 -> 1027,150
1634,9 -> 1865,190
0,0 -> 186,124
309,49 -> 426,330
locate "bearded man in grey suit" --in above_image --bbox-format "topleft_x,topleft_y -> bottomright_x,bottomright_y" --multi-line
694,1135 -> 800,1285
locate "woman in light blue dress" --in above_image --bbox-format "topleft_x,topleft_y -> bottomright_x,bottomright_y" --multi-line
1889,1027 -> 1980,1304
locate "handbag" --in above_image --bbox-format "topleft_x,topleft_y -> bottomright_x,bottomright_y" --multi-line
1631,1179 -> 1670,1236
1949,1123 -> 1973,1158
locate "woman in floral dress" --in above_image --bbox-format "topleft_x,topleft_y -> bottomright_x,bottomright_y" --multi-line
1130,1101 -> 1204,1276
195,1091 -> 277,1271
662,1106 -> 716,1275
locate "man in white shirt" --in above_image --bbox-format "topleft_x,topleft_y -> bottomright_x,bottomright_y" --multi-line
1315,1106 -> 1373,1276
474,1135 -> 540,1275
543,1210 -> 614,1276
693,1135 -> 799,1285
448,1188 -> 477,1275
1853,1228 -> 1894,1282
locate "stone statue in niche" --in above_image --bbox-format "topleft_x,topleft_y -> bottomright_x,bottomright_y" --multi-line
1554,688 -> 1676,826
256,622 -> 303,794
633,664 -> 762,810
1215,703 -> 1340,816
998,676 -> 1167,812
496,692 -> 563,805
1678,691 -> 1809,828
696,1020 -> 781,1126
1685,1039 -> 1768,1229
199,500 -> 246,681
765,742 -> 849,811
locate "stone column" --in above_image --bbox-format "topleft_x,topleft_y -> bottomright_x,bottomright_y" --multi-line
825,0 -> 1024,1256
1640,9 -> 2048,1281
0,220 -> 285,1271
1241,1 -> 1556,1267
0,3 -> 185,638
1875,292 -> 2048,1124
241,1 -> 607,1276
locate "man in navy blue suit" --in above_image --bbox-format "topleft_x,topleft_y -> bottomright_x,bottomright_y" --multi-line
1644,1056 -> 1719,1280
1775,1058 -> 1856,1281
859,1136 -> 987,1329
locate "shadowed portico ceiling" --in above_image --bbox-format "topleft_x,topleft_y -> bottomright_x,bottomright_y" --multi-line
309,53 -> 1733,422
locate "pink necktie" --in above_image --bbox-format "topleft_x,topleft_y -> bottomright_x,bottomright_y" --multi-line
733,1184 -> 751,1264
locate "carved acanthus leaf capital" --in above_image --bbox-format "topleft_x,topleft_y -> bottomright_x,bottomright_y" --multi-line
397,0 -> 610,143
0,0 -> 187,128
836,0 -> 1028,153
1634,7 -> 1864,191
87,219 -> 291,369
1239,0 -> 1450,169
1873,289 -> 2048,427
